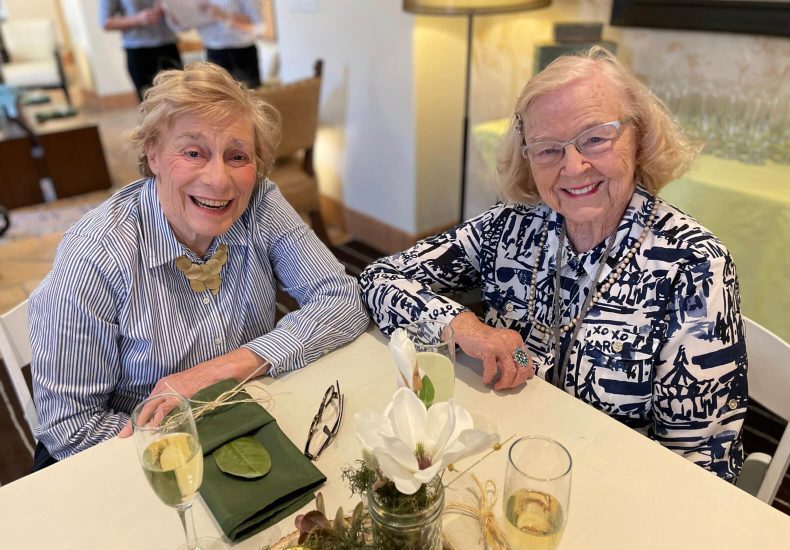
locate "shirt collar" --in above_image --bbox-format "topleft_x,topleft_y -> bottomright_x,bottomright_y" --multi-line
544,186 -> 655,281
140,178 -> 255,269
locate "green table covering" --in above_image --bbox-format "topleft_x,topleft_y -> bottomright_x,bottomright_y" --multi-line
192,380 -> 326,541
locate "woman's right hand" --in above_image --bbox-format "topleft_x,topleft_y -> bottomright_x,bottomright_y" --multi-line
450,311 -> 534,391
136,5 -> 163,26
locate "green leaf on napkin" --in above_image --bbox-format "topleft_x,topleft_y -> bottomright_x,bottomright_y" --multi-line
213,436 -> 272,479
418,374 -> 435,407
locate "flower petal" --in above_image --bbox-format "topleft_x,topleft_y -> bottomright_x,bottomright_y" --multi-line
440,429 -> 500,467
376,451 -> 423,495
389,329 -> 417,388
413,463 -> 444,484
423,401 -> 455,459
379,435 -> 420,473
386,388 -> 426,450
354,410 -> 391,450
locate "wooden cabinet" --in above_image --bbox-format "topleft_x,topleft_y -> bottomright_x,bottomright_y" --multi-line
0,117 -> 112,209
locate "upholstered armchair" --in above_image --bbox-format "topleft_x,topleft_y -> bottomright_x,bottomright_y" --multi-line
257,59 -> 329,244
0,18 -> 70,105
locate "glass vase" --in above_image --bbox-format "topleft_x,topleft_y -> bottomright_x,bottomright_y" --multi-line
367,477 -> 444,550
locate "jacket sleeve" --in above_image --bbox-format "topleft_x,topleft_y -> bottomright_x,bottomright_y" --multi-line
652,251 -> 748,481
359,206 -> 503,335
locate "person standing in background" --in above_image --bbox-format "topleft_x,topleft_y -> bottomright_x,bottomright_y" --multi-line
198,0 -> 263,88
100,0 -> 183,101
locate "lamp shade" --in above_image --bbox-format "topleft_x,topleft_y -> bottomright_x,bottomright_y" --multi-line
403,0 -> 551,15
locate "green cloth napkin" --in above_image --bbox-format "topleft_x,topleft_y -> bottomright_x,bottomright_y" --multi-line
192,380 -> 326,541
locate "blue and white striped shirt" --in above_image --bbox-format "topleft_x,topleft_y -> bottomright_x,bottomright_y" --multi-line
30,178 -> 369,460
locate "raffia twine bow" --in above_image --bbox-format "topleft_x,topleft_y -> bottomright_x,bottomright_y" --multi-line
161,365 -> 270,428
443,475 -> 510,550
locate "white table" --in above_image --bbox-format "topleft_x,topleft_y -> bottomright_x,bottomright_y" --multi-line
1,329 -> 788,549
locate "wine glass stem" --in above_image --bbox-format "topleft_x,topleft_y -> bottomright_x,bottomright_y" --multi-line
177,503 -> 199,550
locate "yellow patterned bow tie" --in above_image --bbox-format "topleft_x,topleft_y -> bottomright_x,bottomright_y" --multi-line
175,243 -> 228,295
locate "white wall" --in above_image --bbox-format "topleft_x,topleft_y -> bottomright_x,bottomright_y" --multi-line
59,0 -> 134,96
413,15 -> 466,233
277,0 -> 417,234
5,0 -> 67,45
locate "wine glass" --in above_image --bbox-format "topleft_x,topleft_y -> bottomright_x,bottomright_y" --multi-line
132,393 -> 226,550
405,319 -> 456,403
503,436 -> 572,550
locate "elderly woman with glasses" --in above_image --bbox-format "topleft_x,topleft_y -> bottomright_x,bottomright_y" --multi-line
360,47 -> 747,481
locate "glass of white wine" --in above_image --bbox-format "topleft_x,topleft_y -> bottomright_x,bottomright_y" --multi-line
503,436 -> 572,550
405,319 -> 456,403
132,393 -> 226,550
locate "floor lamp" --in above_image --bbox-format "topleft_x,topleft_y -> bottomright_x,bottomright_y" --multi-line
403,0 -> 551,221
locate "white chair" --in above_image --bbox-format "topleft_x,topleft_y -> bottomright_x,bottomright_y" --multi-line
0,18 -> 70,105
736,317 -> 790,504
0,299 -> 37,441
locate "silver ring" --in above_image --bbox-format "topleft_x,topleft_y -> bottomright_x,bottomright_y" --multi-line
513,348 -> 529,368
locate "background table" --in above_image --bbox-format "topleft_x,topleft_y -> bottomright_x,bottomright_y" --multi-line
0,329 -> 788,549
0,98 -> 112,208
473,118 -> 790,342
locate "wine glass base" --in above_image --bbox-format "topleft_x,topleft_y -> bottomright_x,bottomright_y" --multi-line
176,536 -> 228,550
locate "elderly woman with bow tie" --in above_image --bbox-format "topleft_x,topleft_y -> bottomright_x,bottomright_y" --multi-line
29,63 -> 368,469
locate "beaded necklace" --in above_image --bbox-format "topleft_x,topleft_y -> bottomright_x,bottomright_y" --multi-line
526,196 -> 660,385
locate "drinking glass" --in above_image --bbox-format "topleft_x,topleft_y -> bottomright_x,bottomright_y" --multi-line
132,393 -> 226,550
405,319 -> 456,403
503,436 -> 572,550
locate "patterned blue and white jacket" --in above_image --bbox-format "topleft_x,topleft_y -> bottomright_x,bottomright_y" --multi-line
360,187 -> 747,481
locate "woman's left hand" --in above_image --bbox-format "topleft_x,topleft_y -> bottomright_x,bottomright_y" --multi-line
450,311 -> 534,390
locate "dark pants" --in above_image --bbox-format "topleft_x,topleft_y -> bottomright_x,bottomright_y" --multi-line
31,441 -> 58,473
207,45 -> 261,88
125,44 -> 183,101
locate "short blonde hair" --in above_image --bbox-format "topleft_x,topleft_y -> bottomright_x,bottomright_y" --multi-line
132,62 -> 281,182
498,46 -> 699,205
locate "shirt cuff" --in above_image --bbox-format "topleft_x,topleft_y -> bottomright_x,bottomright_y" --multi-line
243,327 -> 305,378
421,296 -> 469,333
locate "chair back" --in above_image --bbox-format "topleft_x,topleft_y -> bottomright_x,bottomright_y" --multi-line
0,299 -> 37,438
0,19 -> 57,62
736,317 -> 790,504
257,59 -> 322,159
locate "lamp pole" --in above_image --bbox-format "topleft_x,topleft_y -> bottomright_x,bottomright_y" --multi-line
458,13 -> 473,222
402,0 -> 552,223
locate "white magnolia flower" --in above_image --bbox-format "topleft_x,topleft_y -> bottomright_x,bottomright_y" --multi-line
389,328 -> 423,392
355,387 -> 499,495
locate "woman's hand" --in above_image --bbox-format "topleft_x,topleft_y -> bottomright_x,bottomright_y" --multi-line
450,311 -> 534,391
136,5 -> 163,27
119,348 -> 268,437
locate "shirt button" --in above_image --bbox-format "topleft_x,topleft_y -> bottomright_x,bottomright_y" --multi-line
612,341 -> 623,352
505,303 -> 514,312
214,337 -> 222,346
203,297 -> 210,305
728,399 -> 738,410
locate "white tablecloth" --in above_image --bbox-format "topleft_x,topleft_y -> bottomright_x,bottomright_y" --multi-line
1,329 -> 788,549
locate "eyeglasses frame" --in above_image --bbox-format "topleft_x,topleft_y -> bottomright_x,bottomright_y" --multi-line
514,113 -> 632,166
303,380 -> 344,460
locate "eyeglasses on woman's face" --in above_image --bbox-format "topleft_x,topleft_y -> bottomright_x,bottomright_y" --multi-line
303,380 -> 344,461
517,115 -> 631,167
